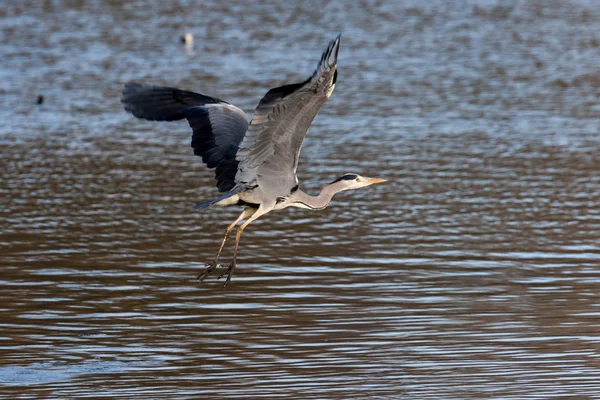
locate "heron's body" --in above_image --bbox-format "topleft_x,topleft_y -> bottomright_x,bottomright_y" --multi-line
209,184 -> 335,211
121,34 -> 386,286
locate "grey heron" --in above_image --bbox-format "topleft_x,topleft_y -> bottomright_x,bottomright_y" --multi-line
121,34 -> 386,286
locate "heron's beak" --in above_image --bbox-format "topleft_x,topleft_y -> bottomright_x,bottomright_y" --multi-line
365,177 -> 388,185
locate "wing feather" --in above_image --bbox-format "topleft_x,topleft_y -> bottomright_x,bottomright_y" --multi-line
235,34 -> 341,194
121,83 -> 248,192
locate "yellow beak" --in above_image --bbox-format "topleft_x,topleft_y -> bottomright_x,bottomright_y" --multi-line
366,177 -> 388,185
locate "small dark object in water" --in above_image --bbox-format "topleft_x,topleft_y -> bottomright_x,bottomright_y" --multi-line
36,95 -> 44,105
180,33 -> 193,45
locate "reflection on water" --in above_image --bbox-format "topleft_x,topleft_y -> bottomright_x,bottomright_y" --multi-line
2,0 -> 600,398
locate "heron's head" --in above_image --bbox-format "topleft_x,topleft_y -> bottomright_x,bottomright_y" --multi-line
329,173 -> 387,192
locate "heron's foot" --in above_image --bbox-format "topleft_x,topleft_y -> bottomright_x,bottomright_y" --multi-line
217,263 -> 235,288
197,262 -> 218,283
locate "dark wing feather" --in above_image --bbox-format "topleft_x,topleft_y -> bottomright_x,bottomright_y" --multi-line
121,83 -> 222,121
235,34 -> 341,195
121,83 -> 248,192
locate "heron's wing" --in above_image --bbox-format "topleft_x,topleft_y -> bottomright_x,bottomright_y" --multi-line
235,34 -> 341,192
121,83 -> 248,192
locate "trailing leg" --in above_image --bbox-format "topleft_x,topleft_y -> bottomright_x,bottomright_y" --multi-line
197,208 -> 255,283
218,204 -> 273,287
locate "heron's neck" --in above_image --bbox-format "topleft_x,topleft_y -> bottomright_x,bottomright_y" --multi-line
291,183 -> 342,210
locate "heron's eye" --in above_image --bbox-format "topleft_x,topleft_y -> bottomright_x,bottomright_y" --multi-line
355,177 -> 360,182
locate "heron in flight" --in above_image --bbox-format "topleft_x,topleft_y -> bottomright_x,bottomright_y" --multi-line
121,34 -> 386,286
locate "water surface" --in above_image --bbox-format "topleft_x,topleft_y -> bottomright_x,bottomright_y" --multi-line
2,0 -> 600,398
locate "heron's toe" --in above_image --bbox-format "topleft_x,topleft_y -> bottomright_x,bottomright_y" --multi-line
217,265 -> 232,280
197,262 -> 217,283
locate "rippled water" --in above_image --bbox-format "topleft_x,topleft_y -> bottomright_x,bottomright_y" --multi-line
2,0 -> 600,398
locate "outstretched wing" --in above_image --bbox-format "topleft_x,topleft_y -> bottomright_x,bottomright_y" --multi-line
234,34 -> 341,195
121,83 -> 248,192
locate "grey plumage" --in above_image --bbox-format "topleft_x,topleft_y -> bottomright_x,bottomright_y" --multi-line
121,34 -> 387,287
235,35 -> 340,196
121,83 -> 248,192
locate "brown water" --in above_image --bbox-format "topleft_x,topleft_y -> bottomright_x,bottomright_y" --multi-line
2,0 -> 600,398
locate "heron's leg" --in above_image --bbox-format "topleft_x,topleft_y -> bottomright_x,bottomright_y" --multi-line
219,204 -> 272,287
198,208 -> 255,283
212,208 -> 256,265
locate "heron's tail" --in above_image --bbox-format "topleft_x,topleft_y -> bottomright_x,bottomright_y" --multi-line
193,186 -> 244,210
121,83 -> 221,122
